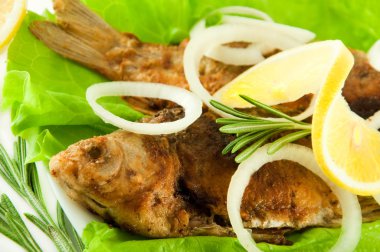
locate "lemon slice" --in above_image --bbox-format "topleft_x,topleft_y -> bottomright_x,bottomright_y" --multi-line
213,41 -> 350,111
312,49 -> 380,195
0,0 -> 26,50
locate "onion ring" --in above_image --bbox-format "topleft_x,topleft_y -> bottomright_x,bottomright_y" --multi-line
191,9 -> 315,66
190,6 -> 273,39
184,24 -> 315,119
86,82 -> 202,135
227,144 -> 361,252
368,40 -> 380,71
367,110 -> 380,129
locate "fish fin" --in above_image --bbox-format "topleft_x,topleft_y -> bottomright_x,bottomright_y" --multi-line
53,0 -> 121,53
29,21 -> 116,78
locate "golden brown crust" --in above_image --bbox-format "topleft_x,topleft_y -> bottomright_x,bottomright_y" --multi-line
344,50 -> 380,118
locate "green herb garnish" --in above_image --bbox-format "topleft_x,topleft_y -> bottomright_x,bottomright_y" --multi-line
0,194 -> 42,251
0,138 -> 83,251
211,95 -> 312,163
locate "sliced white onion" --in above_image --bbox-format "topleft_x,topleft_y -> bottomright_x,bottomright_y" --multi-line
216,6 -> 274,21
227,143 -> 361,252
184,24 -> 315,120
205,44 -> 265,66
368,40 -> 380,71
222,16 -> 315,44
205,16 -> 315,65
191,11 -> 315,66
86,82 -> 202,135
190,6 -> 273,38
367,110 -> 380,130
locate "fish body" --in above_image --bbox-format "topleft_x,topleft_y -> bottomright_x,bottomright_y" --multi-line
30,0 -> 380,116
32,0 -> 380,245
50,110 -> 380,244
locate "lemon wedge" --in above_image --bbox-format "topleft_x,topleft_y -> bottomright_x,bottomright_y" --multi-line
0,0 -> 26,50
213,41 -> 350,110
312,52 -> 380,195
214,39 -> 380,195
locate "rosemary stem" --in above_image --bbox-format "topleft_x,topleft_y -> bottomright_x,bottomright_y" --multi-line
210,95 -> 313,162
292,124 -> 312,130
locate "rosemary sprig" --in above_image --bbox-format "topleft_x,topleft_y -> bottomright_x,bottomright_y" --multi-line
0,138 -> 83,252
210,95 -> 312,163
0,194 -> 41,252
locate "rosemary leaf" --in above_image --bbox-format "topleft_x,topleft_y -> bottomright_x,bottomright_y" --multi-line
235,134 -> 273,163
6,215 -> 40,252
211,95 -> 312,161
1,195 -> 42,252
222,132 -> 256,154
28,163 -> 45,206
0,139 -> 78,252
215,118 -> 253,125
57,204 -> 66,233
210,100 -> 258,119
239,95 -> 308,125
220,122 -> 295,134
57,205 -> 85,251
0,145 -> 22,183
0,224 -> 19,245
25,213 -> 51,239
15,137 -> 28,185
267,130 -> 311,155
0,147 -> 24,196
0,213 -> 19,245
48,226 -> 75,252
70,223 -> 85,251
0,167 -> 20,195
231,129 -> 278,154
1,194 -> 28,230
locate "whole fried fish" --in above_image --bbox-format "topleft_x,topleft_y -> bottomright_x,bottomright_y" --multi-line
50,109 -> 380,245
29,0 -> 380,116
33,0 -> 380,245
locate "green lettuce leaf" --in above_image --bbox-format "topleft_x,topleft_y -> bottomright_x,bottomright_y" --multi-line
2,0 -> 380,251
2,14 -> 142,162
4,0 -> 380,160
83,220 -> 380,252
82,0 -> 380,50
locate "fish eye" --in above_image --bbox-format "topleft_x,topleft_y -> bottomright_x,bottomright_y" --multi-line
87,146 -> 102,160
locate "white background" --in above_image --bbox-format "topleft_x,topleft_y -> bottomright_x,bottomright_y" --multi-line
0,1 -> 56,251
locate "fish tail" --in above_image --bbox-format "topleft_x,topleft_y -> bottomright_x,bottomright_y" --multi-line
29,0 -> 122,79
53,0 -> 121,53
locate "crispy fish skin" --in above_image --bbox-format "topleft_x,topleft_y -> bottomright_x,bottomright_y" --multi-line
344,50 -> 380,118
174,112 -> 341,229
50,130 -> 194,238
50,110 -> 380,244
29,0 -> 380,118
29,0 -> 247,94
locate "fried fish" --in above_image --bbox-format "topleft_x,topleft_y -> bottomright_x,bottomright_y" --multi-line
50,109 -> 380,245
29,0 -> 380,116
32,0 -> 380,245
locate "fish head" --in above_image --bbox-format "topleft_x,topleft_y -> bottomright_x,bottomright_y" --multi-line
49,131 -> 178,211
49,134 -> 125,206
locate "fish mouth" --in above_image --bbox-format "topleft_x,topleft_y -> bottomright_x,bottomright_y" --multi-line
83,194 -> 108,215
62,178 -> 109,217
